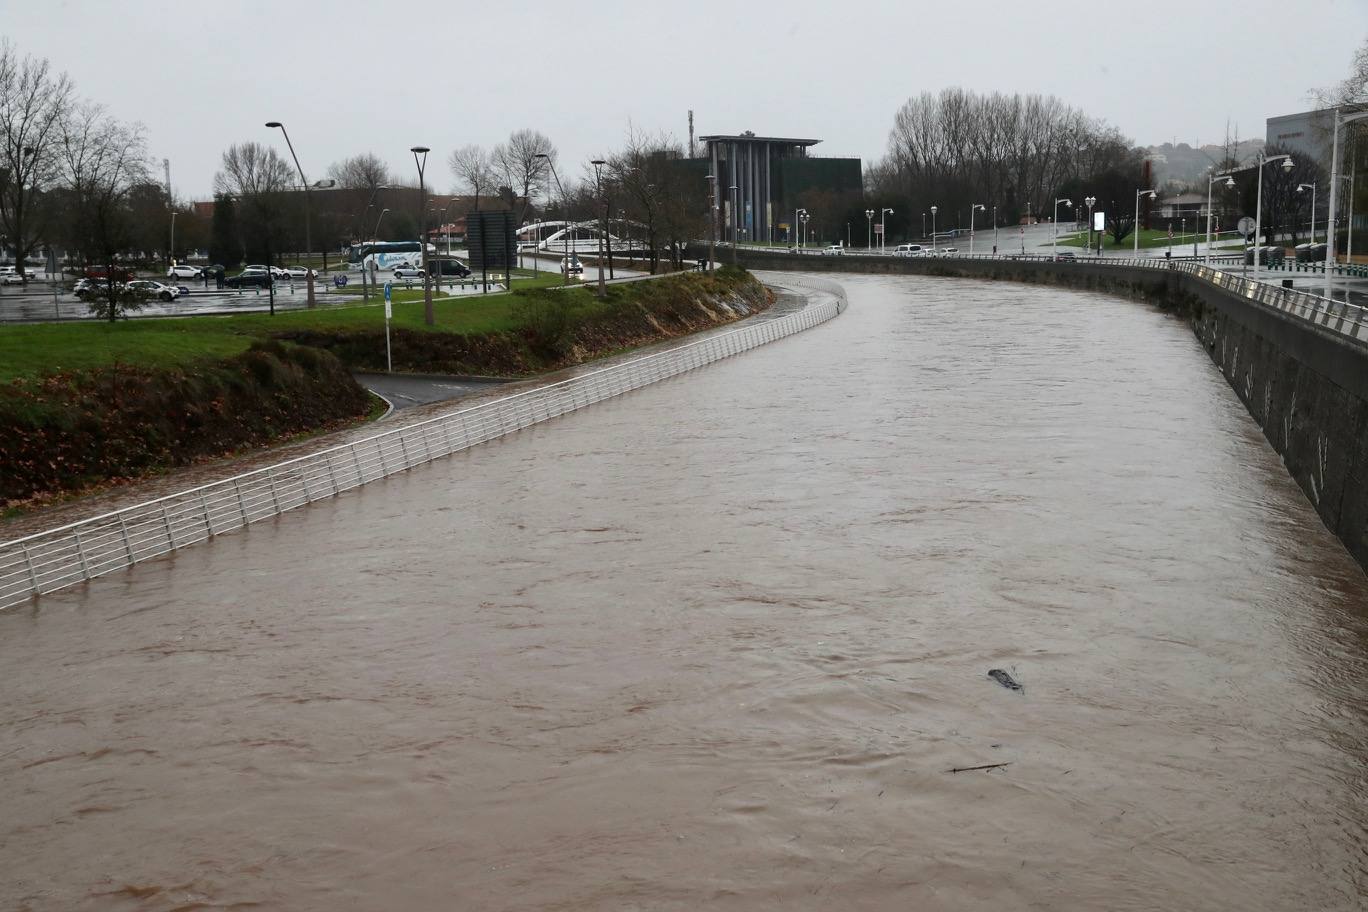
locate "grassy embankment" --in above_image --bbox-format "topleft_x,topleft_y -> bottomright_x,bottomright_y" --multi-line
1,267 -> 766,507
1055,228 -> 1215,251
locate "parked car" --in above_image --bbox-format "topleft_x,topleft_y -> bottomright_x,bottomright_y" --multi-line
430,258 -> 472,278
894,244 -> 926,256
225,267 -> 274,289
1053,250 -> 1077,262
282,265 -> 317,280
0,272 -> 24,286
126,279 -> 181,301
392,265 -> 426,279
938,247 -> 959,256
820,244 -> 844,255
167,263 -> 204,279
244,264 -> 289,279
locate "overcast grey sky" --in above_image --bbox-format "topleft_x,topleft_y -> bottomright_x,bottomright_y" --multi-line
7,0 -> 1366,199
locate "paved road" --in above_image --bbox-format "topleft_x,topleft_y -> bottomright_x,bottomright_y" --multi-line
355,372 -> 508,411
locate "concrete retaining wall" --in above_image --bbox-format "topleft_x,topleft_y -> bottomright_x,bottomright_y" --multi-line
737,250 -> 1368,572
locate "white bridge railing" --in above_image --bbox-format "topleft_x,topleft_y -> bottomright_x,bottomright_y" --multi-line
0,278 -> 848,611
748,246 -> 1368,346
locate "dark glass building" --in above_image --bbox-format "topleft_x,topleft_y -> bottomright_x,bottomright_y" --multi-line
699,133 -> 863,244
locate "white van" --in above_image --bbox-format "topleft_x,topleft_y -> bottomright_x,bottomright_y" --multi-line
893,244 -> 925,256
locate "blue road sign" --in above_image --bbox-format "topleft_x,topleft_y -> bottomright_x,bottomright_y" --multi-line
383,282 -> 392,301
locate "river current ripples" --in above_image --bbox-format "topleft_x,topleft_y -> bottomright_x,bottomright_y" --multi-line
2,272 -> 1366,910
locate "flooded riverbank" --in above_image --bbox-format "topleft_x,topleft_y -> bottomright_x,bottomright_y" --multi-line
3,273 -> 1365,910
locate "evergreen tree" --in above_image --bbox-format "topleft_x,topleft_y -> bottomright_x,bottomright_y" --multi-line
209,193 -> 242,266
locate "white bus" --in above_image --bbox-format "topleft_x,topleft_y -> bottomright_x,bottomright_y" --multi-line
344,240 -> 432,272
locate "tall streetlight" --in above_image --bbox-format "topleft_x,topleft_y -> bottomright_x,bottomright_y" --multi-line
930,205 -> 938,253
992,204 -> 999,254
590,159 -> 608,297
535,153 -> 570,285
1133,189 -> 1157,254
729,184 -> 739,263
705,174 -> 717,272
1084,196 -> 1096,255
1324,108 -> 1368,296
865,208 -> 874,249
880,207 -> 893,253
1297,182 -> 1317,245
266,121 -> 323,307
410,145 -> 433,325
794,207 -> 807,249
1052,198 -> 1072,258
969,203 -> 985,256
922,211 -> 927,241
1205,173 -> 1235,264
1250,152 -> 1295,281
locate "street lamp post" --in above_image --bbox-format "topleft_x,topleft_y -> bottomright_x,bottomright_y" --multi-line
729,184 -> 739,264
1205,174 -> 1235,265
1251,153 -> 1295,282
969,203 -> 985,256
1084,196 -> 1096,255
880,207 -> 893,253
1052,199 -> 1072,258
536,153 -> 570,285
922,211 -> 927,241
706,174 -> 717,272
1324,109 -> 1368,295
800,211 -> 810,248
930,205 -> 938,253
1297,182 -> 1317,245
410,145 -> 433,325
865,208 -> 874,249
266,121 -> 321,307
1133,189 -> 1156,255
591,159 -> 607,297
992,205 -> 999,254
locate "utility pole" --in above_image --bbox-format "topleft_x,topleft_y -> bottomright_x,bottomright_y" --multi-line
163,158 -> 173,268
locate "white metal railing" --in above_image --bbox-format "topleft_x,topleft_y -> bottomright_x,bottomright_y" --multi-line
0,280 -> 848,611
741,247 -> 1368,346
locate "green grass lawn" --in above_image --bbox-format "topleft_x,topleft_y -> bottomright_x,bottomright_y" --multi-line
1,283 -> 613,382
1055,227 -> 1212,251
0,269 -> 593,382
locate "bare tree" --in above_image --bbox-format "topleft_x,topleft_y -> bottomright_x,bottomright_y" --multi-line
871,88 -> 1143,238
608,128 -> 704,273
57,101 -> 149,322
448,144 -> 495,210
493,128 -> 555,223
215,142 -> 294,265
0,41 -> 74,277
328,152 -> 390,191
1313,37 -> 1368,109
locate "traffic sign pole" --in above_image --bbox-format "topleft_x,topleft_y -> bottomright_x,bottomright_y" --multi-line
384,282 -> 393,373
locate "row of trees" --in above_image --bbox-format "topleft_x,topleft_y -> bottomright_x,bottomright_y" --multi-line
863,88 -> 1147,243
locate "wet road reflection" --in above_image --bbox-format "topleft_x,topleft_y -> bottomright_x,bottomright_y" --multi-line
2,273 -> 1366,910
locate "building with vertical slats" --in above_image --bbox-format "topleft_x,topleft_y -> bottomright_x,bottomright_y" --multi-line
699,133 -> 863,245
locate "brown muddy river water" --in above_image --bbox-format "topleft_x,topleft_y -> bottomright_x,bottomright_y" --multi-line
3,273 -> 1367,911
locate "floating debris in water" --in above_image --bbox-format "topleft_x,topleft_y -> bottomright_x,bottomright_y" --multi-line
988,669 -> 1023,693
